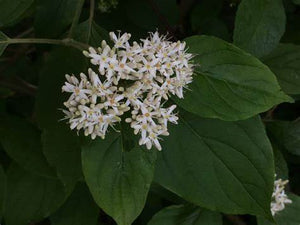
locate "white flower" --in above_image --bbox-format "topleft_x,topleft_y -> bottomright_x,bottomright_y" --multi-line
109,31 -> 131,49
271,176 -> 292,216
138,56 -> 159,78
159,105 -> 178,127
62,74 -> 89,102
63,30 -> 195,150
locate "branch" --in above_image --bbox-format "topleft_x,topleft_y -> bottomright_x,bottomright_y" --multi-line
0,38 -> 89,51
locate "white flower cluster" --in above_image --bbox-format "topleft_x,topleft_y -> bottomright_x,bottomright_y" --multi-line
62,31 -> 194,150
271,177 -> 292,216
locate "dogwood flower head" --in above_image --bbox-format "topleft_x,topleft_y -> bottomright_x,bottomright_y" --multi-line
62,68 -> 128,139
63,31 -> 195,150
271,176 -> 292,216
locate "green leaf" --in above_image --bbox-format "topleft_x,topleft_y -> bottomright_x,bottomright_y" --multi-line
273,145 -> 289,180
0,166 -> 6,220
36,47 -> 87,129
267,120 -> 300,156
73,20 -> 110,47
0,116 -> 55,178
257,194 -> 300,225
283,120 -> 300,156
233,0 -> 286,58
0,0 -> 34,27
155,113 -> 274,218
34,0 -> 83,38
0,31 -> 8,56
82,132 -> 157,225
148,205 -> 222,225
263,44 -> 300,95
176,35 -> 293,121
3,164 -> 66,225
50,183 -> 99,225
42,124 -> 83,192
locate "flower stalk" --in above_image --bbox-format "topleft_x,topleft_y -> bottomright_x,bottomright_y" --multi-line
1,38 -> 89,51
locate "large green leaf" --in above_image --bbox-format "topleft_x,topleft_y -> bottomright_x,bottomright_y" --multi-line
257,194 -> 300,225
0,0 -> 34,27
155,112 -> 274,218
263,44 -> 300,95
176,36 -> 292,121
3,164 -> 66,225
82,132 -> 157,225
0,31 -> 8,56
148,205 -> 222,225
36,47 -> 87,129
0,116 -> 55,177
35,0 -> 84,38
233,0 -> 286,58
0,166 -> 6,220
42,124 -> 83,192
50,183 -> 99,225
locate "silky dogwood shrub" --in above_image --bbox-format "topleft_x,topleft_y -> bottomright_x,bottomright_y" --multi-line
62,31 -> 194,150
1,0 -> 300,224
